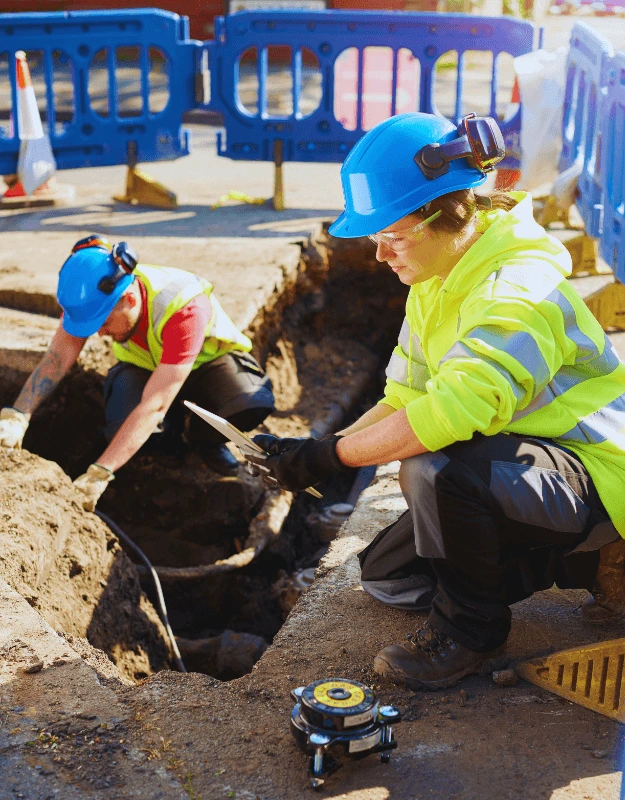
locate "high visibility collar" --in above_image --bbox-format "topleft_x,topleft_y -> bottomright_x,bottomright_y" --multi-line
424,192 -> 571,302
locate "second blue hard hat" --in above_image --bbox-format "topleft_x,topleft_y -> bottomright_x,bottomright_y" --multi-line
57,242 -> 135,338
329,112 -> 488,239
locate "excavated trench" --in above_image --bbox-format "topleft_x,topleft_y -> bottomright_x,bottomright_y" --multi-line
0,229 -> 407,682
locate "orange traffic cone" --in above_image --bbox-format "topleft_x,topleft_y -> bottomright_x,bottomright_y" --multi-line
495,76 -> 522,192
2,51 -> 55,202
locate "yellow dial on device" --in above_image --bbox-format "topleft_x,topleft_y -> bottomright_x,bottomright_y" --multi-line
313,680 -> 365,708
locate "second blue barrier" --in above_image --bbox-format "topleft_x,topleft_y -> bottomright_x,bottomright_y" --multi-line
560,22 -> 614,239
599,51 -> 625,283
205,10 -> 542,172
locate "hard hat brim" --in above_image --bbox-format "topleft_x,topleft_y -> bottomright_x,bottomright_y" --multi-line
59,273 -> 133,338
61,310 -> 111,338
329,172 -> 487,239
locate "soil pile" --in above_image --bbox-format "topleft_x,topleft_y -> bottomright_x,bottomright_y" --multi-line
0,449 -> 171,682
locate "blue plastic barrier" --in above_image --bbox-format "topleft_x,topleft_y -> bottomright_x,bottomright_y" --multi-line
205,10 -> 541,171
599,51 -> 625,281
560,22 -> 613,238
0,9 -> 202,174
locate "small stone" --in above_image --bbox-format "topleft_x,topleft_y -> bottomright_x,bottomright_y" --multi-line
458,690 -> 468,707
21,659 -> 44,674
303,343 -> 322,362
592,749 -> 609,759
582,744 -> 593,750
492,669 -> 517,686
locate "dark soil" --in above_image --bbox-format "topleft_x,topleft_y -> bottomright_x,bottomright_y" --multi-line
0,228 -> 406,685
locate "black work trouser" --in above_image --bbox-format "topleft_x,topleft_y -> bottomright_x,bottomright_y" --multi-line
103,351 -> 275,448
359,433 -> 619,652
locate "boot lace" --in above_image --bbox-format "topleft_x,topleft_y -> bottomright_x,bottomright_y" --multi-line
406,623 -> 458,661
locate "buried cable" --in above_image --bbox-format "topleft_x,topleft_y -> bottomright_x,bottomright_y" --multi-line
95,509 -> 187,674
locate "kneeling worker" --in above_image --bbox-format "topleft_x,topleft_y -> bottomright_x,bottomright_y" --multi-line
0,236 -> 275,510
248,112 -> 625,690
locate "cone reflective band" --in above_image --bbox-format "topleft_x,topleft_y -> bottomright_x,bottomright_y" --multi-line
16,51 -> 44,141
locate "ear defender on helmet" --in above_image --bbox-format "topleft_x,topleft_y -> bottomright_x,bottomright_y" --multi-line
414,115 -> 505,180
98,242 -> 139,295
68,235 -> 138,295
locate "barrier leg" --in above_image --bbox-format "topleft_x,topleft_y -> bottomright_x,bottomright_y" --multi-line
584,279 -> 625,331
516,638 -> 625,722
114,165 -> 178,209
564,233 -> 603,277
273,140 -> 285,212
535,195 -> 572,228
114,142 -> 177,210
535,200 -> 605,277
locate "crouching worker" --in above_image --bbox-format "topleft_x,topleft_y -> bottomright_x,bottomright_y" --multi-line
247,112 -> 625,690
0,236 -> 275,510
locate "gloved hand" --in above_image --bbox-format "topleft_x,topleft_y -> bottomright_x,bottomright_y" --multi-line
249,433 -> 347,492
73,463 -> 115,512
0,407 -> 29,449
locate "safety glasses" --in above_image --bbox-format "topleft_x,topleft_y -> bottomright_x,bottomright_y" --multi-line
368,209 -> 442,248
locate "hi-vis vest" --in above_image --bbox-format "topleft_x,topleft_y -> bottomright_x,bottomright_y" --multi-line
112,265 -> 252,371
380,193 -> 625,536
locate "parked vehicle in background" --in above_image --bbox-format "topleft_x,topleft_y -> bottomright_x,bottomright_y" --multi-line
549,0 -> 625,14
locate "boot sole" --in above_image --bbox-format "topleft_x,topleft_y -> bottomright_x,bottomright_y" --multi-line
373,647 -> 508,691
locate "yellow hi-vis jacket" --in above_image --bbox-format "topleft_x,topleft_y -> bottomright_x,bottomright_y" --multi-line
112,265 -> 252,371
381,192 -> 625,536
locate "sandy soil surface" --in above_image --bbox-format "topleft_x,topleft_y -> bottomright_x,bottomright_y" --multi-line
3,465 -> 621,800
117,464 -> 623,800
0,450 -> 171,683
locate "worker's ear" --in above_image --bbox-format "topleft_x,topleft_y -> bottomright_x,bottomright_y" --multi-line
125,286 -> 138,308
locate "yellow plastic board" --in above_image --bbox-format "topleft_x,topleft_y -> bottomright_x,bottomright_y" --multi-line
517,638 -> 625,722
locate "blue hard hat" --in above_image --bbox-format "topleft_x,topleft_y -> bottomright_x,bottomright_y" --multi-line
57,244 -> 134,337
329,113 -> 488,239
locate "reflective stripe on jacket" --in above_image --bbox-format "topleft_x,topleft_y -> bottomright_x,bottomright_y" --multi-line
112,265 -> 252,371
381,192 -> 625,536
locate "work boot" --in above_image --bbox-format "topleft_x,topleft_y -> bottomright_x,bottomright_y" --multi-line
373,622 -> 507,691
202,443 -> 240,476
582,538 -> 625,624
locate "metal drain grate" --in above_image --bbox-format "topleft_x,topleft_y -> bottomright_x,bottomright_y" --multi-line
516,639 -> 625,721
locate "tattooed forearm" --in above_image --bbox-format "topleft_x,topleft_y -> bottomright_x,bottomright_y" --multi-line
14,350 -> 67,416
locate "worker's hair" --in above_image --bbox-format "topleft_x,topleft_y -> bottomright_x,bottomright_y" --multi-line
414,188 -> 518,234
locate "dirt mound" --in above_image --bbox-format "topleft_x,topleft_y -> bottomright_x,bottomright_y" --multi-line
0,449 -> 171,682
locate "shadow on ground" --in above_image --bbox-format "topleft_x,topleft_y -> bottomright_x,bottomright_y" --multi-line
0,201 -> 341,239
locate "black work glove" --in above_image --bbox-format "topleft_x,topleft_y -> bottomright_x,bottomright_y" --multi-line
250,434 -> 347,492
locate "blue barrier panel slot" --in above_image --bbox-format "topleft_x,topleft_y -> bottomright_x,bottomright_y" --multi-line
560,21 -> 613,238
0,9 -> 202,174
599,52 -> 625,282
205,10 -> 539,171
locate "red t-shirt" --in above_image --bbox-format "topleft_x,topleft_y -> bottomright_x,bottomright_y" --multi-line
132,279 -> 212,365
